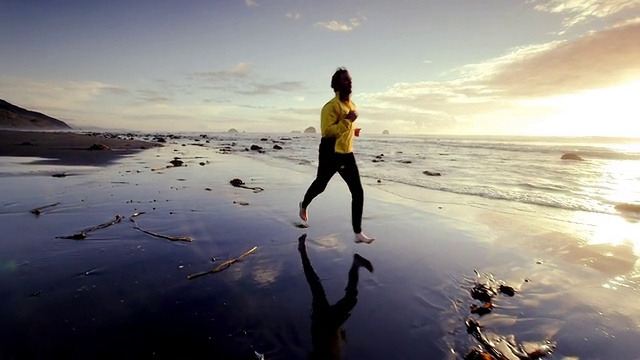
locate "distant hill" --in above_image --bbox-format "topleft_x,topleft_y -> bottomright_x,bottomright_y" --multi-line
0,99 -> 71,130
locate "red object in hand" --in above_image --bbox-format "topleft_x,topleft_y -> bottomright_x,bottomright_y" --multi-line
354,128 -> 361,137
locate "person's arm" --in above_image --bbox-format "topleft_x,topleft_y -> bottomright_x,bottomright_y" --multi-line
321,102 -> 350,137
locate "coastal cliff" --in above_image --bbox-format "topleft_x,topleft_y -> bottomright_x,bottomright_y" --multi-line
0,99 -> 71,130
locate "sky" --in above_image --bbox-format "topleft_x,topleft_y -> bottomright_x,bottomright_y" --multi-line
1,0 -> 639,137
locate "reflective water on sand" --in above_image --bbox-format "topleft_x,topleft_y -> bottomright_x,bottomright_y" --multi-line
1,139 -> 639,359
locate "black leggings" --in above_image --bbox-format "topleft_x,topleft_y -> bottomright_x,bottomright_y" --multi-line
301,138 -> 364,233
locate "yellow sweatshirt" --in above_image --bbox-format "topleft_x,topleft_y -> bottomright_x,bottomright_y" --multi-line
320,93 -> 356,154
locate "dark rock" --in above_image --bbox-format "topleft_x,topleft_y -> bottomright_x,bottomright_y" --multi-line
273,144 -> 283,150
423,170 -> 441,176
87,143 -> 110,151
260,137 -> 268,141
561,153 -> 583,161
230,178 -> 245,187
250,145 -> 262,151
498,284 -> 516,296
470,284 -> 496,303
170,157 -> 184,166
615,203 -> 640,213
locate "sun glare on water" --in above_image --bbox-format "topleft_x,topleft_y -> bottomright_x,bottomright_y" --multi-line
566,155 -> 640,285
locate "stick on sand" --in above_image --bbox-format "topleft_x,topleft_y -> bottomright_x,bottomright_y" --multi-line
30,202 -> 60,215
187,246 -> 258,280
56,215 -> 124,239
129,213 -> 192,242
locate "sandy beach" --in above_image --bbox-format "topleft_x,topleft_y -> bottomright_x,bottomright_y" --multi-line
1,131 -> 639,359
0,130 -> 158,166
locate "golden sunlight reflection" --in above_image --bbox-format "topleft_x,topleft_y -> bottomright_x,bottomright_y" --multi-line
571,156 -> 640,252
573,212 -> 638,250
597,159 -> 640,206
565,155 -> 640,284
568,209 -> 640,290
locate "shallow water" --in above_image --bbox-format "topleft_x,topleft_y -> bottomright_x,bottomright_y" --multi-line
1,138 -> 640,359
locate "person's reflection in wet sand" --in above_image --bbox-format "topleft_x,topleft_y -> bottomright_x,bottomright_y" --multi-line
298,234 -> 374,360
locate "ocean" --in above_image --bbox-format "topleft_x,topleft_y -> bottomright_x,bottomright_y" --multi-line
208,132 -> 640,217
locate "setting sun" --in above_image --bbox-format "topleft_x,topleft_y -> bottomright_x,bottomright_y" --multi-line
522,80 -> 640,138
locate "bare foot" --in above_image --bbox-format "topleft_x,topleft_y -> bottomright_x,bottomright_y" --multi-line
299,202 -> 308,222
354,232 -> 374,244
354,253 -> 374,273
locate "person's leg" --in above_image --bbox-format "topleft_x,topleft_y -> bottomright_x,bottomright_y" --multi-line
337,153 -> 363,232
332,254 -> 374,324
300,147 -> 338,221
337,154 -> 374,243
298,234 -> 330,310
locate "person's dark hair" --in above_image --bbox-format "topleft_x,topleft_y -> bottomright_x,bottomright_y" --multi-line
331,67 -> 349,92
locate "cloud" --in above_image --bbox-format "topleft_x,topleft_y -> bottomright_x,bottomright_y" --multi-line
190,62 -> 304,95
135,90 -> 172,104
190,62 -> 253,81
286,11 -> 301,20
235,104 -> 276,109
315,14 -> 366,32
101,86 -> 129,95
482,18 -> 640,96
359,19 -> 640,134
400,18 -> 640,99
236,80 -> 305,95
0,77 -> 128,112
532,0 -> 640,30
245,0 -> 259,7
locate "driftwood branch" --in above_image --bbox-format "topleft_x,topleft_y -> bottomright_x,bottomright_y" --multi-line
187,246 -> 258,280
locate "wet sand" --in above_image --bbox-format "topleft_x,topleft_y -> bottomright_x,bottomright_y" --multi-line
0,129 -> 158,165
1,133 -> 639,359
